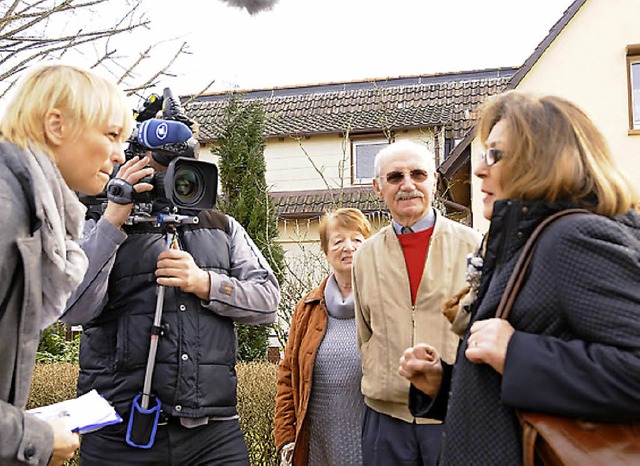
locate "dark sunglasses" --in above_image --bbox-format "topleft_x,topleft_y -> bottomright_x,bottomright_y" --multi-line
480,148 -> 505,167
381,169 -> 429,185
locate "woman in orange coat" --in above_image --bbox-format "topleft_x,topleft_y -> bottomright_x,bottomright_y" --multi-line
274,208 -> 372,466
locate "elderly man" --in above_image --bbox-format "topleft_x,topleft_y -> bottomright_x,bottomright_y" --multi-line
353,140 -> 481,465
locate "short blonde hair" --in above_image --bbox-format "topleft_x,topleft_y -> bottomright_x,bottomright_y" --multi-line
0,63 -> 134,158
319,208 -> 372,254
477,91 -> 638,216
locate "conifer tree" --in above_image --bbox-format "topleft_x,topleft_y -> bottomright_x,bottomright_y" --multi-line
213,96 -> 285,361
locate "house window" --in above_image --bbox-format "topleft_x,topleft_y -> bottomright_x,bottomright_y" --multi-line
630,60 -> 640,130
351,138 -> 389,185
626,44 -> 640,132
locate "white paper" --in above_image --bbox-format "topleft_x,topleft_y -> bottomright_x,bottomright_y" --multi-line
27,389 -> 122,434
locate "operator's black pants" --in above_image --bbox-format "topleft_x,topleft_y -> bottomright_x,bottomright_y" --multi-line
362,405 -> 443,466
79,416 -> 249,466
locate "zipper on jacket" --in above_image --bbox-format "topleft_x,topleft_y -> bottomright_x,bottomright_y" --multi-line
411,304 -> 416,346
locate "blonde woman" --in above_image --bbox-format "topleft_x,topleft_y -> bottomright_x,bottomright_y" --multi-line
275,208 -> 372,466
0,63 -> 134,465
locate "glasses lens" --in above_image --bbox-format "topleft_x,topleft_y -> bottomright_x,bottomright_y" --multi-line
483,148 -> 504,166
488,149 -> 497,165
409,169 -> 428,183
385,171 -> 404,184
385,170 -> 429,184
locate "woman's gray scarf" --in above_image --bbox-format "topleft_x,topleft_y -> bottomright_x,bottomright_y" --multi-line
324,274 -> 355,319
25,145 -> 88,329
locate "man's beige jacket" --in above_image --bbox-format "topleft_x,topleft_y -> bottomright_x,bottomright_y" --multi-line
353,210 -> 481,423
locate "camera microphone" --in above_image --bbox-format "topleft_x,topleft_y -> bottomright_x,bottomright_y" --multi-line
136,119 -> 193,149
219,0 -> 279,14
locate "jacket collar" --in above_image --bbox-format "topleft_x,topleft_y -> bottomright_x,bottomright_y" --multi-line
304,275 -> 329,305
3,142 -> 42,233
485,199 -> 585,272
391,208 -> 436,234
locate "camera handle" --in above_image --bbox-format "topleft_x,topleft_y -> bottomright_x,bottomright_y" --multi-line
128,213 -> 200,227
140,227 -> 177,410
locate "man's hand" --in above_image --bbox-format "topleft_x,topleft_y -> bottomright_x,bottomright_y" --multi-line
398,343 -> 443,397
156,244 -> 211,300
102,155 -> 154,228
465,318 -> 515,375
47,417 -> 79,466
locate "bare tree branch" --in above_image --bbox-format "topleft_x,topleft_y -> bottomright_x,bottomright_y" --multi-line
0,0 -> 191,100
123,40 -> 190,97
182,78 -> 218,107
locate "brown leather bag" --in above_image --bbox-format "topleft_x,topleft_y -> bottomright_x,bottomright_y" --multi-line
518,411 -> 640,466
495,209 -> 640,466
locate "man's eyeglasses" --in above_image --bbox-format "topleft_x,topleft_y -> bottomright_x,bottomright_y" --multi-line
380,169 -> 429,185
479,148 -> 505,167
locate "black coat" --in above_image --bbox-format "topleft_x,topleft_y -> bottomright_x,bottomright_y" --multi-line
75,212 -> 242,418
413,200 -> 640,465
63,207 -> 280,422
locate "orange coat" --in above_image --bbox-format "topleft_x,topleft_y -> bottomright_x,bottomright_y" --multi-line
274,276 -> 329,466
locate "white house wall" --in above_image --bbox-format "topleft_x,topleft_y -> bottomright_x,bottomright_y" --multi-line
472,0 -> 640,232
199,135 -> 349,191
266,135 -> 348,191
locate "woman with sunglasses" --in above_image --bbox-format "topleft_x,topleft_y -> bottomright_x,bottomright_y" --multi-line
399,90 -> 640,464
275,209 -> 372,466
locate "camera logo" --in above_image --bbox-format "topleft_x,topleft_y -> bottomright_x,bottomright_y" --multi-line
155,122 -> 169,141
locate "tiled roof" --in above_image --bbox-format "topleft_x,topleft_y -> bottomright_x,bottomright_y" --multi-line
270,187 -> 471,224
185,68 -> 517,142
271,187 -> 386,219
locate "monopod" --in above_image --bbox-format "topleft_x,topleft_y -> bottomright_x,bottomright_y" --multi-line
126,214 -> 198,448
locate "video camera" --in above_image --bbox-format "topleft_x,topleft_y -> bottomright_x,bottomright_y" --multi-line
81,88 -> 218,221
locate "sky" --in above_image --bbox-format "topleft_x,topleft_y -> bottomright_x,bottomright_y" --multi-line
139,0 -> 576,98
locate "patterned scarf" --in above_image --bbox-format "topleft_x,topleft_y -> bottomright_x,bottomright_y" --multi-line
24,145 -> 88,329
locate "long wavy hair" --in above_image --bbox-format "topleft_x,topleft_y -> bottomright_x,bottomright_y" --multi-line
477,91 -> 638,216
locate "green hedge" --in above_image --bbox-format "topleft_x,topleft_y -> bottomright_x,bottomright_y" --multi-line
28,362 -> 279,466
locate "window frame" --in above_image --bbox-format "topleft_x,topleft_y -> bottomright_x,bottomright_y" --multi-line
626,44 -> 640,135
350,136 -> 390,185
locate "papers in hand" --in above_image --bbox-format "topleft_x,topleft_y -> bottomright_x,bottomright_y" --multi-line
27,389 -> 122,434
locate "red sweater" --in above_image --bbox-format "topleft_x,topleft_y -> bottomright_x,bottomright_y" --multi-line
397,227 -> 434,304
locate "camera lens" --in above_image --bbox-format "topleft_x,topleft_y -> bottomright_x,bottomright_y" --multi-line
163,157 -> 217,210
173,166 -> 203,204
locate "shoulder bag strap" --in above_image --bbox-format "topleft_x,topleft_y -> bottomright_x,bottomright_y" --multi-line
495,208 -> 591,320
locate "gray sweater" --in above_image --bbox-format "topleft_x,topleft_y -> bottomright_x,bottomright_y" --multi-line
307,276 -> 364,466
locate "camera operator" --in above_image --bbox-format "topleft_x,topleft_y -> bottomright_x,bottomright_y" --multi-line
61,147 -> 280,465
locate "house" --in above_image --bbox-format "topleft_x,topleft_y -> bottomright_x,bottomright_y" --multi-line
185,67 -> 516,256
441,0 -> 640,231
